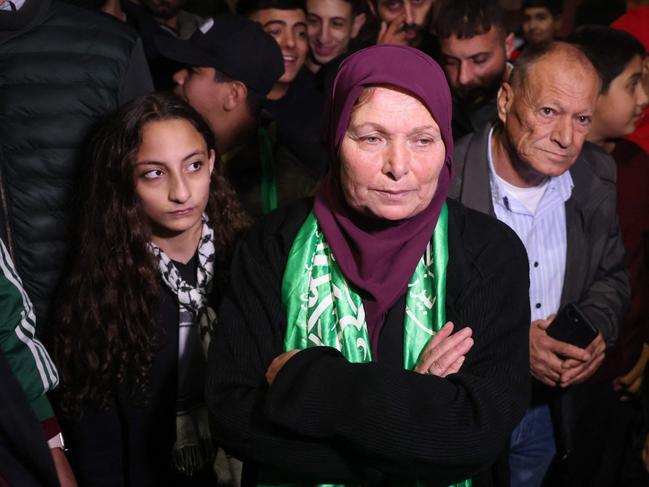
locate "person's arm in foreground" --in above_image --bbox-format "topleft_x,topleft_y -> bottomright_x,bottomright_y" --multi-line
0,240 -> 77,486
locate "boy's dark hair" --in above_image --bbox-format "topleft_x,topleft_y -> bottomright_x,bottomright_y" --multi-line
237,0 -> 306,16
435,0 -> 506,40
521,0 -> 563,16
569,25 -> 645,93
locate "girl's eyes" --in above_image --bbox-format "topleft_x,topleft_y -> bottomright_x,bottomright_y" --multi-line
140,161 -> 202,179
187,161 -> 202,172
142,169 -> 163,180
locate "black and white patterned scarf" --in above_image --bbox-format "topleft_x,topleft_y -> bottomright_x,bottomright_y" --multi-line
148,216 -> 216,475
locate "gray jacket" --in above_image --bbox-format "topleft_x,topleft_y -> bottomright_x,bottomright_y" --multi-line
450,123 -> 629,344
449,123 -> 630,460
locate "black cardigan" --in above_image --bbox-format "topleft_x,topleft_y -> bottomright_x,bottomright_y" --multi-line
206,198 -> 531,487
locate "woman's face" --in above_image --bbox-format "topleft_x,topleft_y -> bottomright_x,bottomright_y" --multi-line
134,119 -> 215,239
339,87 -> 446,221
306,0 -> 364,65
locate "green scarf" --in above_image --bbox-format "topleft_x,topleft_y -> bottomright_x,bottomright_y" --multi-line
258,126 -> 278,214
279,203 -> 471,487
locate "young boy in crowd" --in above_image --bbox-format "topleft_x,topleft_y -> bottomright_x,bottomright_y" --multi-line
521,0 -> 562,47
563,25 -> 649,485
509,0 -> 561,61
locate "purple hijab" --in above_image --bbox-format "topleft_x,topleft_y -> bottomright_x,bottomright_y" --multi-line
313,45 -> 454,355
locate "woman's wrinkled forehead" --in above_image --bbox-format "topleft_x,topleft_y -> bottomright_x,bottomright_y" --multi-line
326,45 -> 454,159
348,85 -> 440,126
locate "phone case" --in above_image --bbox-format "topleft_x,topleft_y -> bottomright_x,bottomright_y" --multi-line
546,303 -> 598,349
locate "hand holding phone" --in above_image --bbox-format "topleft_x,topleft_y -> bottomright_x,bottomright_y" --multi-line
546,303 -> 598,349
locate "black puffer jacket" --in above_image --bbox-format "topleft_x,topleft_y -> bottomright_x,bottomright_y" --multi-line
0,0 -> 152,330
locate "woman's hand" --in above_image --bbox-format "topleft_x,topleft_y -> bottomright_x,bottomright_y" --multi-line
267,323 -> 474,385
614,342 -> 649,398
414,322 -> 473,377
266,350 -> 301,385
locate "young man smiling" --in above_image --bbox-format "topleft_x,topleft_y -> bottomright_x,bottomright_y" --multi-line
305,0 -> 366,75
238,0 -> 309,101
240,0 -> 328,177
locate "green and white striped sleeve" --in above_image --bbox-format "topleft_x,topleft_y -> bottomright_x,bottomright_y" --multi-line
0,239 -> 59,421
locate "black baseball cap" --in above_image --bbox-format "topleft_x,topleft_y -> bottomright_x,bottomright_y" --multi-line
156,14 -> 284,96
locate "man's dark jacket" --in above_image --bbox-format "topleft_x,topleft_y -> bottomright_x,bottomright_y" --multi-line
0,0 -> 152,330
449,123 -> 630,459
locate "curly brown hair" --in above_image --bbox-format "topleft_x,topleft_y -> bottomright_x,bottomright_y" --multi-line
51,92 -> 250,416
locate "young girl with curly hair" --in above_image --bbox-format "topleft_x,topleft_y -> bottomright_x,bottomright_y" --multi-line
51,92 -> 249,486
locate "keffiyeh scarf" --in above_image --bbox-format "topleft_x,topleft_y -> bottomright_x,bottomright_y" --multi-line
149,216 -> 216,475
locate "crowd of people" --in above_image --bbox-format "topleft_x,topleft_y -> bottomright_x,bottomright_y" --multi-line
1,0 -> 648,486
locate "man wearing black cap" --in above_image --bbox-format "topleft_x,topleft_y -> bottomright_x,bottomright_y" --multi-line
161,14 -> 320,218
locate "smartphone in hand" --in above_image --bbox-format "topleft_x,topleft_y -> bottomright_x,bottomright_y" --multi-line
546,303 -> 598,349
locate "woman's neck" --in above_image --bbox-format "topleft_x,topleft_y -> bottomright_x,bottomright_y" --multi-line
151,222 -> 202,264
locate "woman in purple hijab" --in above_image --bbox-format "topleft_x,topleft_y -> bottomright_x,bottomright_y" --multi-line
207,45 -> 530,487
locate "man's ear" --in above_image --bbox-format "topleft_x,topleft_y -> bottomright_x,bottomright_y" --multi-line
504,32 -> 515,59
350,13 -> 367,39
223,81 -> 248,111
497,81 -> 514,124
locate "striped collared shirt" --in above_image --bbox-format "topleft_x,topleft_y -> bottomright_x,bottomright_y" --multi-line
0,0 -> 25,11
487,126 -> 573,322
